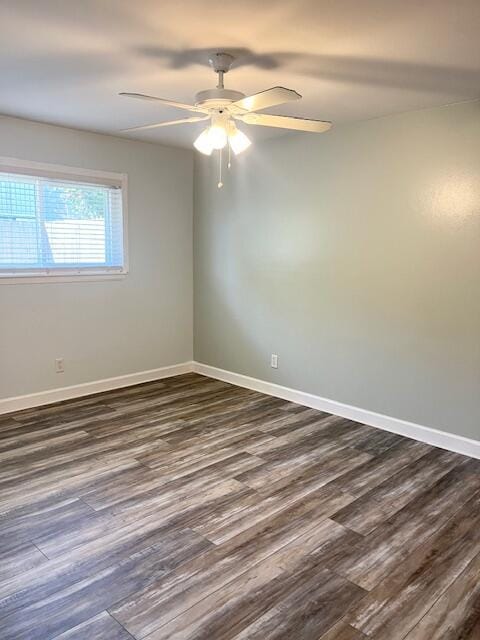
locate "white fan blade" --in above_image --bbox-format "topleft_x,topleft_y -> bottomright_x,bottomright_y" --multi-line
121,115 -> 209,133
119,92 -> 208,114
234,112 -> 332,133
229,87 -> 301,114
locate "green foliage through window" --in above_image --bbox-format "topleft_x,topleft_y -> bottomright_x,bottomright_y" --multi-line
43,183 -> 108,221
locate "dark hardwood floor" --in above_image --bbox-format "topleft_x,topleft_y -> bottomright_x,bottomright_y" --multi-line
1,373 -> 479,639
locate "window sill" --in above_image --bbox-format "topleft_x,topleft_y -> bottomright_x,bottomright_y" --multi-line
0,273 -> 127,285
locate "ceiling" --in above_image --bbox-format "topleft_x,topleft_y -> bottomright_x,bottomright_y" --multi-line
0,0 -> 479,148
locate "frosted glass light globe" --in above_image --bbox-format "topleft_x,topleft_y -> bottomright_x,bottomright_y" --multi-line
207,125 -> 228,150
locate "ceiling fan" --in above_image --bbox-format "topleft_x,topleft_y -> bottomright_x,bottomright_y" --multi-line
119,52 -> 332,187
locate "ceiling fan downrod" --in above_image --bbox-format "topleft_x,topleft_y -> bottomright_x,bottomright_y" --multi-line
208,52 -> 235,90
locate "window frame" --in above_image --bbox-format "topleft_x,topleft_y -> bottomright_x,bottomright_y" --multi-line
0,156 -> 128,284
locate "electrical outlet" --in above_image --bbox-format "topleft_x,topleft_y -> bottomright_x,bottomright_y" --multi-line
55,357 -> 65,373
270,354 -> 278,369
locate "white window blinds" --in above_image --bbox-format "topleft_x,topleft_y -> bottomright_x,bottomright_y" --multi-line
0,162 -> 126,279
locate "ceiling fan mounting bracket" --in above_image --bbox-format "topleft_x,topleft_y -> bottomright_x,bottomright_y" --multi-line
208,52 -> 235,74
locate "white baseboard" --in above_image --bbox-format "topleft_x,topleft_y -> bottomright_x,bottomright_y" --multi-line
0,361 -> 194,415
193,362 -> 480,460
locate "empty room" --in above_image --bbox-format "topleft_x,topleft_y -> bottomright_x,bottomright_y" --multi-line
0,1 -> 479,638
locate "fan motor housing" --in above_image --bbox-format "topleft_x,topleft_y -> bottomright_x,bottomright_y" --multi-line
195,88 -> 245,109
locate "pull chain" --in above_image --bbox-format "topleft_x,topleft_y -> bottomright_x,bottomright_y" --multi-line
218,148 -> 223,189
227,143 -> 232,169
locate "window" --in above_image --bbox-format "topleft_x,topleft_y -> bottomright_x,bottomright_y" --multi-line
0,158 -> 127,282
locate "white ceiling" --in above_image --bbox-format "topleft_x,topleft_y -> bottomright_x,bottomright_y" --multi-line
0,0 -> 479,148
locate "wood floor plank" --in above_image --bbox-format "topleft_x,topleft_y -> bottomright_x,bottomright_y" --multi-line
341,426 -> 405,455
235,439 -> 373,491
77,465 -> 169,510
0,496 -> 93,541
0,457 -> 141,512
242,415 -> 351,457
111,517 -> 354,638
319,621 -> 367,639
142,548 -> 366,640
0,528 -> 211,640
34,479 -> 241,559
141,551 -> 288,640
330,447 -> 464,535
0,539 -> 48,580
252,408 -> 329,436
0,372 -> 478,640
52,611 -> 135,639
247,446 -> 373,498
328,458 -> 480,590
404,551 -> 480,640
0,429 -> 90,463
230,568 -> 365,640
347,491 -> 480,638
325,437 -> 433,498
194,481 -> 355,545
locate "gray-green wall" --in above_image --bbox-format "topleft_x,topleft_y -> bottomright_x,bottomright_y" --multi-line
0,116 -> 193,399
194,100 -> 480,441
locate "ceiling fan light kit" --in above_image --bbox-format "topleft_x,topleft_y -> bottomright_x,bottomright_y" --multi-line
193,129 -> 213,155
228,125 -> 252,155
193,113 -> 252,156
120,52 -> 332,188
